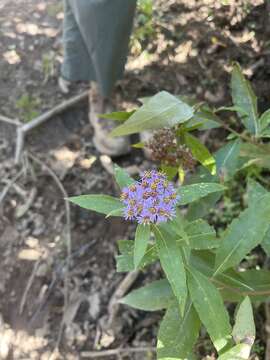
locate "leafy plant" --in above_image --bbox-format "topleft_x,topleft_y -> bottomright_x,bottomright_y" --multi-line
16,94 -> 40,122
69,64 -> 270,358
68,162 -> 270,358
131,0 -> 155,53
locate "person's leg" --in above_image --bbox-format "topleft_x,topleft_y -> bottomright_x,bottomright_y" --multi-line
61,0 -> 96,83
68,0 -> 137,97
62,0 -> 137,156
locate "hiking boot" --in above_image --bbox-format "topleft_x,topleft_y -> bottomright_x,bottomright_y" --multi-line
89,83 -> 131,156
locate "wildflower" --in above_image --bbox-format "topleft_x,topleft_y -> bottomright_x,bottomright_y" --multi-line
120,170 -> 179,224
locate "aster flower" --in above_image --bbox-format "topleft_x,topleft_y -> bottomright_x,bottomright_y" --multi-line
120,170 -> 179,224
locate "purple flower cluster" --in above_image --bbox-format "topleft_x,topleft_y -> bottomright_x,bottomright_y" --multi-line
120,170 -> 179,224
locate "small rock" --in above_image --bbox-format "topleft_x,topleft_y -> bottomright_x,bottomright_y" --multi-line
18,249 -> 42,261
88,293 -> 100,319
25,236 -> 39,248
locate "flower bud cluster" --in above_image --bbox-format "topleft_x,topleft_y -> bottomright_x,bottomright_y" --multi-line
147,129 -> 196,170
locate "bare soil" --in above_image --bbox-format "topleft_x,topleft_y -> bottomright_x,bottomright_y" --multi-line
0,1 -> 269,359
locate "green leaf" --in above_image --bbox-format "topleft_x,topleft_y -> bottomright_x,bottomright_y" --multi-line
237,269 -> 270,301
153,225 -> 187,313
259,108 -> 270,132
120,279 -> 174,311
132,141 -> 145,148
187,267 -> 231,352
178,183 -> 226,205
134,224 -> 151,268
232,297 -> 255,344
118,239 -> 134,254
215,105 -> 249,116
116,240 -> 158,272
187,109 -> 221,130
247,178 -> 267,203
240,142 -> 270,169
185,220 -> 219,249
110,91 -> 194,137
157,302 -> 200,359
262,228 -> 270,256
246,179 -> 270,256
99,110 -> 135,122
217,344 -> 250,360
260,127 -> 270,138
184,133 -> 216,174
116,240 -> 134,272
160,164 -> 178,180
215,140 -> 241,181
68,194 -> 123,216
186,144 -> 237,220
214,194 -> 270,275
189,251 -> 270,302
187,192 -> 221,221
113,164 -> 135,189
231,62 -> 259,135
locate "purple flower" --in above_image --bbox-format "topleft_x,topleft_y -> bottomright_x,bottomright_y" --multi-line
120,170 -> 179,224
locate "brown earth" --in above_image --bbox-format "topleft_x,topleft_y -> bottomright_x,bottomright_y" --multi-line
0,0 -> 269,359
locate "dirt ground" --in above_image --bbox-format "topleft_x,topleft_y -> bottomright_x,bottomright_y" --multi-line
0,0 -> 270,359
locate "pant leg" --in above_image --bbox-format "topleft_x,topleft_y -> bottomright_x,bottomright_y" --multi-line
62,0 -> 137,97
61,0 -> 96,82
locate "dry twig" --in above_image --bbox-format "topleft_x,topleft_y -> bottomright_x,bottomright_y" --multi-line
14,90 -> 89,163
0,169 -> 25,205
107,270 -> 139,327
81,346 -> 156,358
19,259 -> 42,315
0,114 -> 21,126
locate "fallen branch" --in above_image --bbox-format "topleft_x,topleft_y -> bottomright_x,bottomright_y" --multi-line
0,114 -> 21,126
19,259 -> 42,315
15,90 -> 89,163
107,270 -> 139,327
81,347 -> 156,358
0,169 -> 25,205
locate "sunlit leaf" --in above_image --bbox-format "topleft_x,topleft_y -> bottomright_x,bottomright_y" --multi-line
120,279 -> 174,311
184,133 -> 216,174
111,91 -> 194,137
68,194 -> 123,216
99,110 -> 135,122
232,297 -> 255,344
217,344 -> 251,360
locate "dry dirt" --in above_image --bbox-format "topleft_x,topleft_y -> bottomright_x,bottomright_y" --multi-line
0,0 -> 270,359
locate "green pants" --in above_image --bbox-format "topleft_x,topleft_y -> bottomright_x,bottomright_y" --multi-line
61,0 -> 137,97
